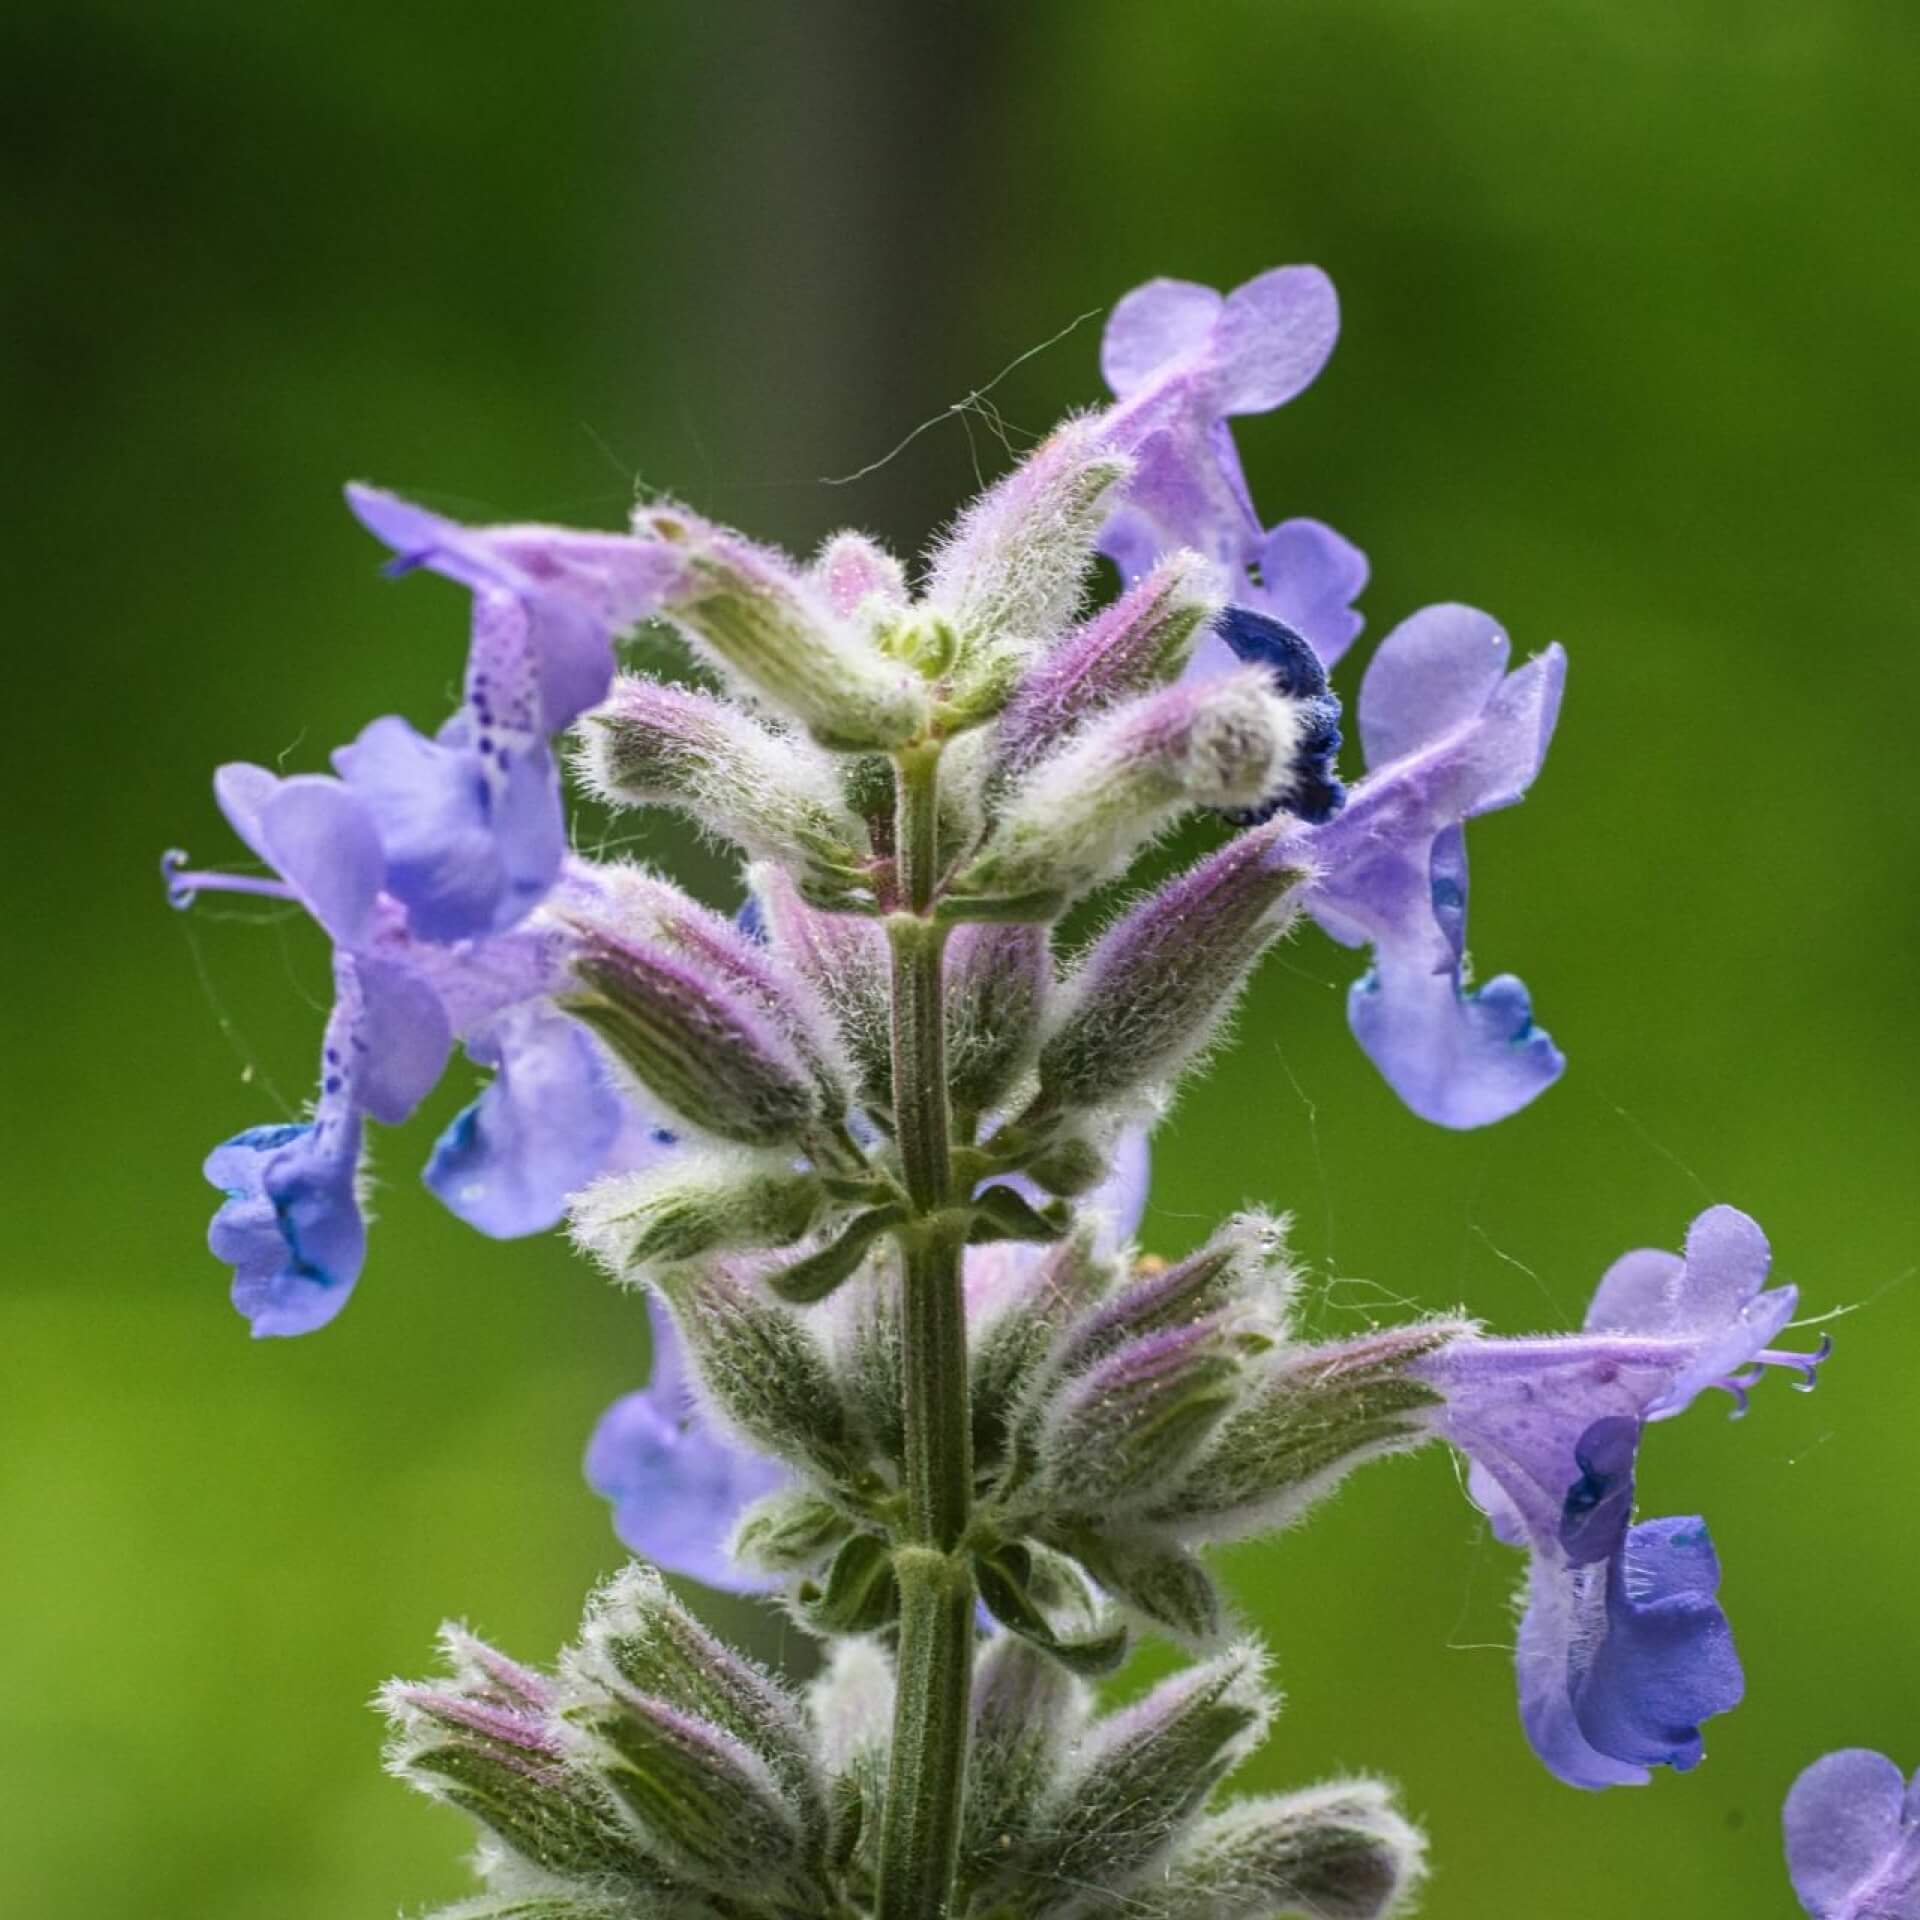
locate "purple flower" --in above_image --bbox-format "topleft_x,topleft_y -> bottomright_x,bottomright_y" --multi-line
203,954 -> 443,1337
1413,1205 -> 1829,1787
172,762 -> 646,1330
345,485 -> 684,733
1095,268 -> 1369,668
585,1301 -> 788,1593
1786,1750 -> 1920,1919
1304,602 -> 1567,1129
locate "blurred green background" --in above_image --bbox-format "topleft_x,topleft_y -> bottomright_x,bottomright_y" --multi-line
6,1 -> 1917,1914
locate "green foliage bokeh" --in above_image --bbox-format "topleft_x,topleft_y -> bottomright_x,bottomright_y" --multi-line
5,2 -> 1916,1914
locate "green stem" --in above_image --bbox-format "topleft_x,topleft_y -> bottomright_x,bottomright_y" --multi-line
874,744 -> 974,1920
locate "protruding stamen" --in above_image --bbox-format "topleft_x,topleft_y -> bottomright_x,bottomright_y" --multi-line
162,849 -> 296,911
1710,1335 -> 1832,1419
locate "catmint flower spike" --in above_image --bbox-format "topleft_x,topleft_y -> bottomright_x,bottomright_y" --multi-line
1036,818 -> 1309,1115
578,676 -> 870,901
637,505 -> 927,751
948,668 -> 1305,917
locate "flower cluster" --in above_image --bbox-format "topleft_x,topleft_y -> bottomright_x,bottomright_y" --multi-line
170,264 -> 1846,1919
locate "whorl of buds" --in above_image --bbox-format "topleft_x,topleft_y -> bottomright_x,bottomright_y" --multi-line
947,669 -> 1305,918
577,675 -> 870,901
636,504 -> 928,751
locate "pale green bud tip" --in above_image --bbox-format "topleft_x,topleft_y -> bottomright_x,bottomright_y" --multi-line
949,668 -> 1301,913
567,1154 -> 824,1275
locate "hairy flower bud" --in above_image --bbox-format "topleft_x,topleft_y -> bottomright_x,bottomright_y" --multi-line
811,530 -> 908,619
595,866 -> 850,1117
1016,1647 -> 1272,1910
577,1566 -> 825,1838
945,922 -> 1050,1118
578,676 -> 870,901
1037,1317 -> 1248,1512
1153,1323 -> 1459,1543
1037,818 -> 1309,1113
650,1260 -> 862,1485
1135,1782 -> 1427,1920
751,863 -> 893,1115
566,1678 -> 819,1903
993,550 -> 1219,784
569,1152 -> 825,1271
564,923 -> 821,1148
948,669 -> 1303,917
380,1635 -> 670,1892
926,418 -> 1133,656
960,1635 -> 1090,1901
637,505 -> 927,750
731,1488 -> 856,1574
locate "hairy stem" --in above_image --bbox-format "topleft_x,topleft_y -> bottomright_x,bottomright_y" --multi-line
875,743 -> 973,1920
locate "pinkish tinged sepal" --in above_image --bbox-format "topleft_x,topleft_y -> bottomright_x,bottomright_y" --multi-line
991,549 -> 1221,787
1034,819 -> 1310,1120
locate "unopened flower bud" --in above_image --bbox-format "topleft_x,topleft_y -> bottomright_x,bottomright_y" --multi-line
926,418 -> 1133,656
594,866 -> 850,1118
946,922 -> 1050,1118
1020,1646 -> 1272,1903
811,530 -> 908,619
993,551 -> 1219,785
564,924 -> 820,1148
961,1635 -> 1089,1899
751,863 -> 893,1114
569,1153 -> 824,1272
1153,1322 -> 1460,1543
577,1565 -> 824,1836
731,1488 -> 855,1574
380,1642 -> 662,1889
650,1260 -> 861,1485
1062,1529 -> 1224,1648
949,669 -> 1302,917
1144,1781 -> 1428,1920
578,676 -> 869,900
637,505 -> 926,750
565,1676 -> 819,1904
1038,1316 -> 1248,1511
1037,819 -> 1309,1112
